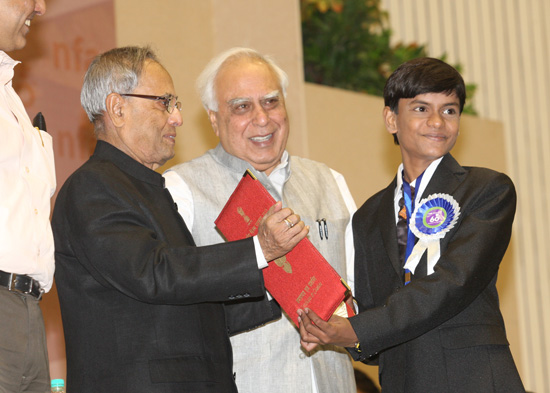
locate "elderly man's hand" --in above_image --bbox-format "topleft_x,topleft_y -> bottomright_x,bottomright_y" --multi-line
257,202 -> 308,262
298,308 -> 359,351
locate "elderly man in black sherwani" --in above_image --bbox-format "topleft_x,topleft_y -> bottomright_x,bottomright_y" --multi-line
52,46 -> 307,393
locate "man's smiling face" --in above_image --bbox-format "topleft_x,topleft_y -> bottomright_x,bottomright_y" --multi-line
208,58 -> 289,176
0,0 -> 46,52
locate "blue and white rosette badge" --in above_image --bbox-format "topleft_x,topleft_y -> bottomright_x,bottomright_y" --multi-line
403,193 -> 460,276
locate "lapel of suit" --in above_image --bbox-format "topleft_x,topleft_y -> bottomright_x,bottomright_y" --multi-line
377,177 -> 403,278
422,154 -> 466,199
421,154 -> 467,250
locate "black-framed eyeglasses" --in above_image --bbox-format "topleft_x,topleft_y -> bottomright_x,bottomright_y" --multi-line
120,93 -> 182,114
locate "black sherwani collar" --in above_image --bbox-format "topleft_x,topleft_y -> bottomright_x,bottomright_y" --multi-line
93,140 -> 165,188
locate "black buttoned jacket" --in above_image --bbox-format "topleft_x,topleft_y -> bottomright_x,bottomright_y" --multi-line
53,141 -> 266,393
349,154 -> 525,393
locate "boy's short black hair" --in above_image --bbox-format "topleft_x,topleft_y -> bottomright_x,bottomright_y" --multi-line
384,57 -> 466,113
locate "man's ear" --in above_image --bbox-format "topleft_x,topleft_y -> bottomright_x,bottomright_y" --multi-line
105,93 -> 125,128
208,110 -> 220,137
383,106 -> 398,136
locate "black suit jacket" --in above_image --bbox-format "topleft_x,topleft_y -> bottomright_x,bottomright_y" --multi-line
53,141 -> 266,393
349,154 -> 524,392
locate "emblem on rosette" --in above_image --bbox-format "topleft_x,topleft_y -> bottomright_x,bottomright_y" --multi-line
404,194 -> 460,275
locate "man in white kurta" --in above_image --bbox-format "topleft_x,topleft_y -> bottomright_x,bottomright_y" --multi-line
165,47 -> 356,393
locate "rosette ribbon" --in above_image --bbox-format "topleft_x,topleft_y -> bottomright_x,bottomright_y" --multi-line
403,194 -> 460,275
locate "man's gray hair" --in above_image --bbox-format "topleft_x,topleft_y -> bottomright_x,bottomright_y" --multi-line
81,46 -> 159,129
197,47 -> 289,112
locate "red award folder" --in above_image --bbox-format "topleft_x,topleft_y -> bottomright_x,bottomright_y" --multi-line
215,170 -> 352,326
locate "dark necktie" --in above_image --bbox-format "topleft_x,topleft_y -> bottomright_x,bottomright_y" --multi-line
397,185 -> 415,284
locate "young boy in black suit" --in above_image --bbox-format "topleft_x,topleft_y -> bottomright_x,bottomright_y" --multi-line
299,57 -> 525,393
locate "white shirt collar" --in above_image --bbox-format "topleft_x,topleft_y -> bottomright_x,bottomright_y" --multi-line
0,51 -> 19,86
266,150 -> 290,196
393,156 -> 444,221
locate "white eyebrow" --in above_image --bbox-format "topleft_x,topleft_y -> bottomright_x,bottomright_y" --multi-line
263,90 -> 280,100
227,97 -> 251,106
226,90 -> 280,106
